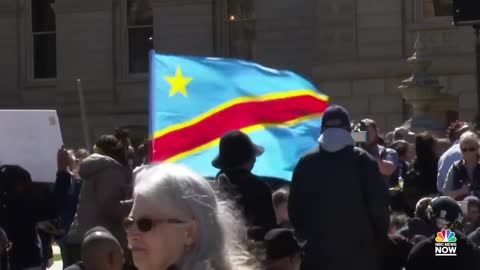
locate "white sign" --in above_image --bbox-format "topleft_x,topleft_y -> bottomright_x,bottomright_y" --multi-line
0,110 -> 63,182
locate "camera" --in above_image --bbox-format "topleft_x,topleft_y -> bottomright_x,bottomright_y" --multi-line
351,121 -> 368,143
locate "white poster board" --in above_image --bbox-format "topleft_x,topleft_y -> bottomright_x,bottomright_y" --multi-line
0,110 -> 63,183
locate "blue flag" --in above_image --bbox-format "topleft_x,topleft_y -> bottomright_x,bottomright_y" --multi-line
150,51 -> 329,180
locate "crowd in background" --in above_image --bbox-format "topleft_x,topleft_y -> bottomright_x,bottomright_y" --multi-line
1,105 -> 480,270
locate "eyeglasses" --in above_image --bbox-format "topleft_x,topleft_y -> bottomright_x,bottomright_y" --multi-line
123,217 -> 187,233
461,147 -> 478,153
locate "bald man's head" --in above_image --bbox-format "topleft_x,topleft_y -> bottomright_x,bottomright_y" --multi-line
81,227 -> 123,270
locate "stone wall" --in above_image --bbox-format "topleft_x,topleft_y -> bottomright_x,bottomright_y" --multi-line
0,0 -> 478,146
313,0 -> 478,133
317,79 -> 404,133
0,1 -> 20,107
255,0 -> 314,77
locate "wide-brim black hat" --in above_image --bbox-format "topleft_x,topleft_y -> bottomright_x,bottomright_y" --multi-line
212,130 -> 264,169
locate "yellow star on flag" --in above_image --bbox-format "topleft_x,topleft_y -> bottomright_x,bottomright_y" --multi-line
164,66 -> 193,97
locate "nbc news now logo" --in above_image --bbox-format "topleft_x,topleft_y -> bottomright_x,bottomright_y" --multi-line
435,229 -> 457,256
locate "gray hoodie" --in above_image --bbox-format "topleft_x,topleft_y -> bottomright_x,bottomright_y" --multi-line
67,154 -> 132,248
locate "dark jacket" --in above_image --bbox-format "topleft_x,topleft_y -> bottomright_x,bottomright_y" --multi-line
407,231 -> 480,270
397,218 -> 438,242
57,178 -> 82,247
2,171 -> 71,270
449,160 -> 480,198
403,162 -> 438,211
217,169 -> 277,241
412,160 -> 438,196
383,234 -> 413,270
289,146 -> 390,270
389,160 -> 409,188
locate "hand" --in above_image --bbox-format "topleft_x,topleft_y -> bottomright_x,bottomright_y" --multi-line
57,146 -> 73,172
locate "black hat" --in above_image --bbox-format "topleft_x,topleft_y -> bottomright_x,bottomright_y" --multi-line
212,130 -> 264,169
320,105 -> 351,133
264,228 -> 304,260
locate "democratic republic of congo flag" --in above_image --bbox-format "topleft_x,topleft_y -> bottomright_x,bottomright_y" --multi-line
149,51 -> 329,180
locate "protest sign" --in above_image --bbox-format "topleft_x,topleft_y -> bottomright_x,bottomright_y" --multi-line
0,110 -> 63,183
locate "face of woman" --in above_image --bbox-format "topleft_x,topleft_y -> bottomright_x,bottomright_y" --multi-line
460,141 -> 479,162
126,195 -> 197,270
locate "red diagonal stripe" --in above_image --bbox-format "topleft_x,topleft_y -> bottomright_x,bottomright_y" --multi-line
152,95 -> 328,161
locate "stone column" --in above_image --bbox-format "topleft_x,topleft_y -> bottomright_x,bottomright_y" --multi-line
0,1 -> 20,107
151,0 -> 215,56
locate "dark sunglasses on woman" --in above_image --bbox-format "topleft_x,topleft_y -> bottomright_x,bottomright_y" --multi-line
123,217 -> 187,233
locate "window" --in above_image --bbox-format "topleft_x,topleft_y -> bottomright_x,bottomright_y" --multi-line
405,0 -> 452,30
126,0 -> 153,74
226,0 -> 255,60
31,0 -> 56,79
423,0 -> 452,17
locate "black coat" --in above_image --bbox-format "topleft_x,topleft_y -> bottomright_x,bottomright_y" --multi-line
383,234 -> 413,270
407,231 -> 480,270
289,146 -> 390,270
1,171 -> 71,270
217,169 -> 277,241
397,218 -> 438,242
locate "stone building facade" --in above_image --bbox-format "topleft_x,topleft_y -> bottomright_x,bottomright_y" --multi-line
0,0 -> 477,146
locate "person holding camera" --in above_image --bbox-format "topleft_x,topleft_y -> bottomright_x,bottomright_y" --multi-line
0,147 -> 72,270
358,119 -> 399,187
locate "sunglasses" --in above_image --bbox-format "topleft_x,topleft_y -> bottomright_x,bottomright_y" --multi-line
461,147 -> 478,153
123,217 -> 187,233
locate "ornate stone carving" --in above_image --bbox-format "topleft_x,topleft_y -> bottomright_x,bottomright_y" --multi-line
399,33 -> 457,132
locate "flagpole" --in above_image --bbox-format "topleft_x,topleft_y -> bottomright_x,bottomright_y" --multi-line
77,78 -> 92,150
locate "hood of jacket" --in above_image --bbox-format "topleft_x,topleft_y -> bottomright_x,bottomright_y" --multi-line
79,153 -> 123,180
318,128 -> 355,152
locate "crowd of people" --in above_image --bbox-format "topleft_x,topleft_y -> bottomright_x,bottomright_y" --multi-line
1,104 -> 480,270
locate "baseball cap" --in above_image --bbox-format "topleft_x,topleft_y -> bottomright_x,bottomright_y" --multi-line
320,105 -> 351,133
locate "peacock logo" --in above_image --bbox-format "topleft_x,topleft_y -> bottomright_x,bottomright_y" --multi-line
435,229 -> 457,256
435,229 -> 457,243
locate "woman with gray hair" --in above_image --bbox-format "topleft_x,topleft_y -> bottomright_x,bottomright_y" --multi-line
443,131 -> 480,200
124,163 -> 259,270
